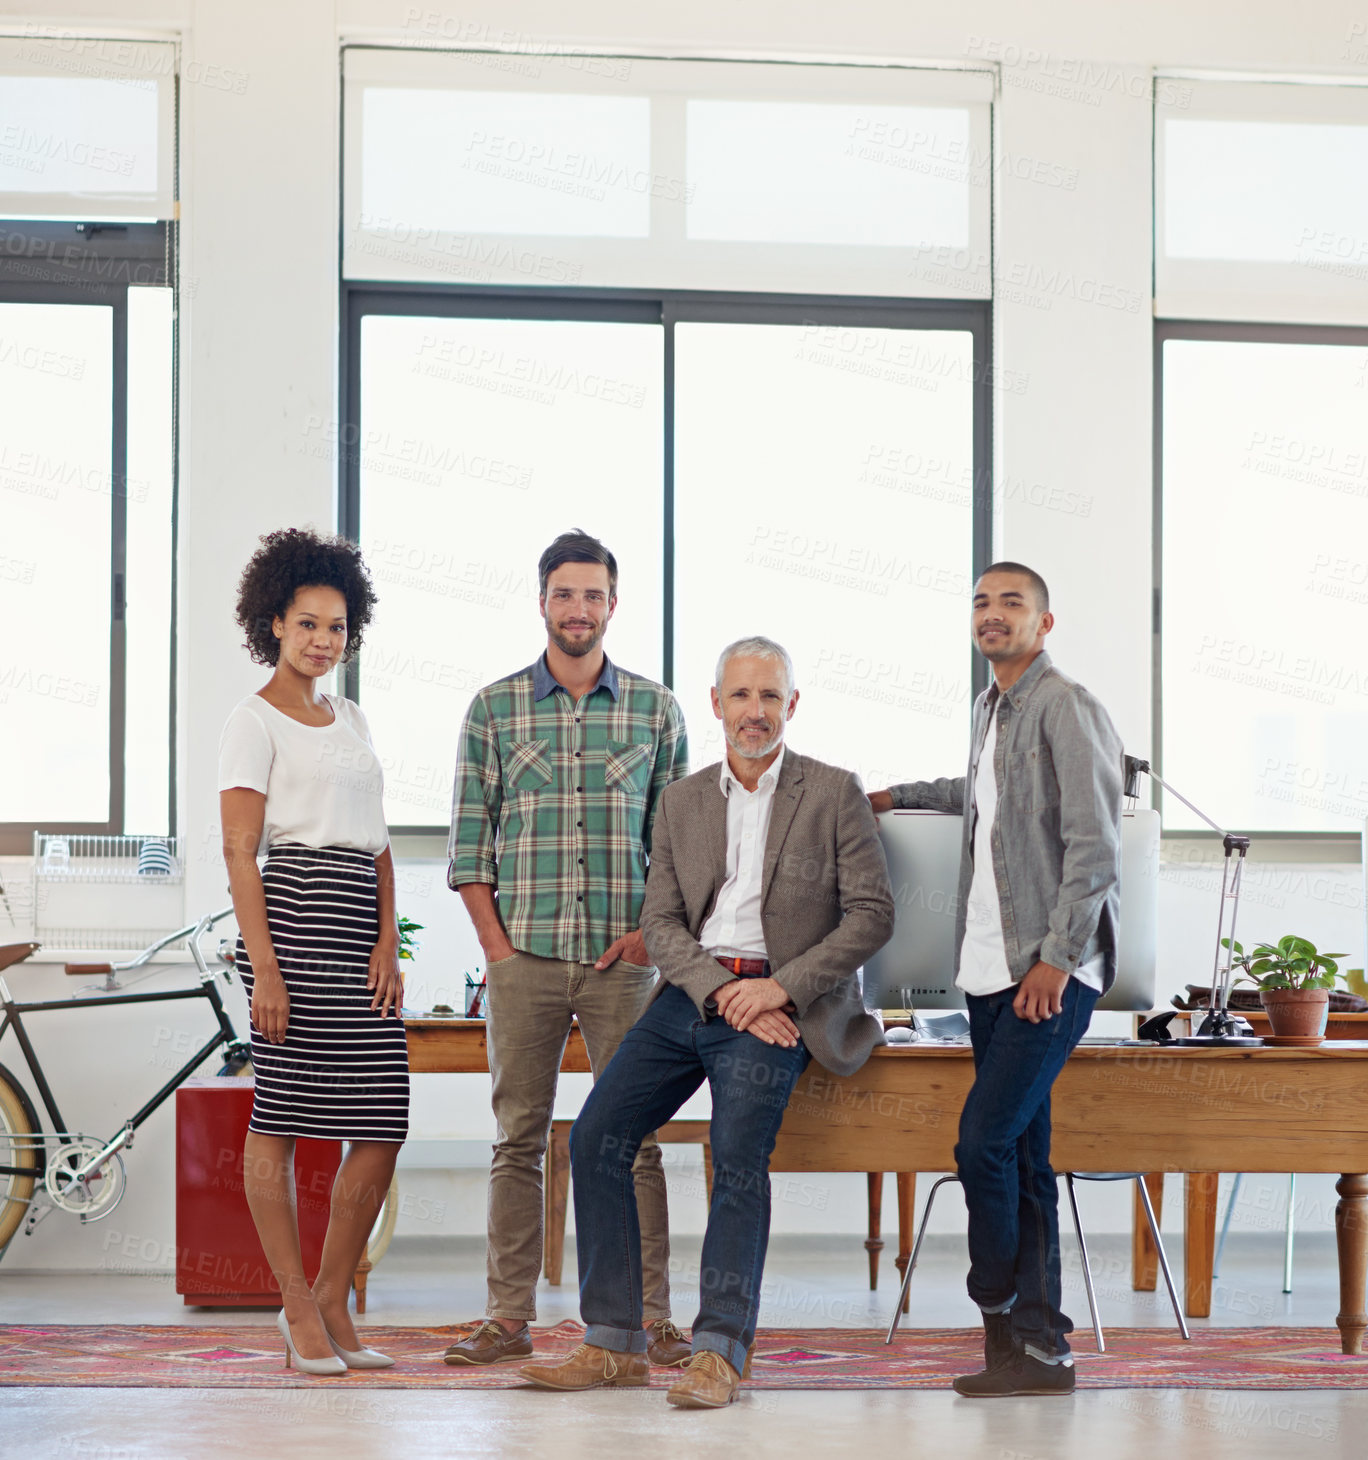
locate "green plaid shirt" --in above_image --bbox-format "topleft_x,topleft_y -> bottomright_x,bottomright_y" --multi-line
447,653 -> 689,963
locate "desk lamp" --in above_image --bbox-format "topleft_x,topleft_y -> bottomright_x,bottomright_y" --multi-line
1123,756 -> 1260,1047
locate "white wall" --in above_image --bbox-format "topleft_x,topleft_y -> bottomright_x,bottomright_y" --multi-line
3,0 -> 1365,1273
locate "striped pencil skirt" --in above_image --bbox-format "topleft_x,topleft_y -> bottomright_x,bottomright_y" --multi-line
237,842 -> 409,1142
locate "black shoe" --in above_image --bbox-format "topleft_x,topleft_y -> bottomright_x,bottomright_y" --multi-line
983,1310 -> 1018,1370
953,1350 -> 1076,1397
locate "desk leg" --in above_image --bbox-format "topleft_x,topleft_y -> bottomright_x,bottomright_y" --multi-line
352,1252 -> 371,1315
544,1125 -> 571,1287
1184,1172 -> 1218,1318
1132,1173 -> 1163,1291
895,1173 -> 915,1314
865,1173 -> 884,1290
1335,1173 -> 1368,1355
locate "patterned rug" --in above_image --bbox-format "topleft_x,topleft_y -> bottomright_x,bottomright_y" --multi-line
1,1321 -> 1365,1389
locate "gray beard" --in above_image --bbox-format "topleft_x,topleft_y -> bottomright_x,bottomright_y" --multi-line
726,724 -> 783,760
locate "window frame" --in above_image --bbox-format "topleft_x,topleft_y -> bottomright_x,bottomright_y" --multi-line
1153,317 -> 1368,841
340,281 -> 993,835
0,220 -> 176,853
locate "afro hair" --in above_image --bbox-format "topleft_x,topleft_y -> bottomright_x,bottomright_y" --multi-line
233,527 -> 378,666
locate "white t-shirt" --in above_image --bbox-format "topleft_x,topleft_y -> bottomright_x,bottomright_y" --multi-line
217,693 -> 389,855
956,699 -> 1103,997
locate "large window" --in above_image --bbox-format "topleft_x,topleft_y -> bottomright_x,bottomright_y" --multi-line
342,50 -> 993,831
0,224 -> 175,849
672,313 -> 978,787
1156,77 -> 1368,325
0,36 -> 178,851
343,50 -> 993,299
1157,323 -> 1368,833
351,304 -> 665,827
1156,76 -> 1368,836
342,289 -> 990,832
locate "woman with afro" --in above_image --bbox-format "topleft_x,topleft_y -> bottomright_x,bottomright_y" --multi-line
218,527 -> 408,1375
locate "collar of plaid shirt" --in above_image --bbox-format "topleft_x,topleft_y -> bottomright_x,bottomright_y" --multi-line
532,651 -> 619,702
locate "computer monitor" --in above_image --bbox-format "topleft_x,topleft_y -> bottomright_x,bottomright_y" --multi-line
862,809 -> 1160,1013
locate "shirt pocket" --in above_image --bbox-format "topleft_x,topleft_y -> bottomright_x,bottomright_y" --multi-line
504,738 -> 553,794
604,739 -> 653,797
1006,744 -> 1061,813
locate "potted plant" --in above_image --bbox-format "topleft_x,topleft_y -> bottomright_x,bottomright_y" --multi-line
397,915 -> 424,963
1221,936 -> 1346,1042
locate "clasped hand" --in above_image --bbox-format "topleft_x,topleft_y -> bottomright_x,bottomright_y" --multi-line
713,977 -> 799,1048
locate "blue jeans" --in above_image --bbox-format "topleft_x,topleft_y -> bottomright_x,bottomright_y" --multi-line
956,979 -> 1098,1361
570,983 -> 811,1375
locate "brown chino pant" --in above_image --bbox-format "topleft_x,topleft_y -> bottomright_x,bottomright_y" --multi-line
483,951 -> 670,1322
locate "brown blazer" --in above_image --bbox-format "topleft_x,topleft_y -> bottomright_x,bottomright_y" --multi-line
641,749 -> 894,1077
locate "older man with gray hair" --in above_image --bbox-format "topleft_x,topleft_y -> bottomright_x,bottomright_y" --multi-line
522,635 -> 894,1409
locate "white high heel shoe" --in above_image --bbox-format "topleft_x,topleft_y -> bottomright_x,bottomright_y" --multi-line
324,1324 -> 396,1369
276,1308 -> 347,1376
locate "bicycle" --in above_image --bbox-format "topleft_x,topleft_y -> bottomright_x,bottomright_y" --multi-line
0,908 -> 251,1252
0,910 -> 399,1279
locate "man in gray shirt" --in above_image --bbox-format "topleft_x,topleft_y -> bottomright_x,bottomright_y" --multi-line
870,562 -> 1123,1397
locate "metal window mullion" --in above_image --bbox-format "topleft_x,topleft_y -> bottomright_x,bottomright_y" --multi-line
109,289 -> 129,835
970,304 -> 993,703
662,304 -> 676,689
341,285 -> 364,704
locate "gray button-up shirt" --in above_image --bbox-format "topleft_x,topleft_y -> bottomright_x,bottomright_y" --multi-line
889,651 -> 1124,990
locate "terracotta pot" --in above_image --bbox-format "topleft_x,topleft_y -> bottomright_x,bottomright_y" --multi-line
1259,987 -> 1330,1041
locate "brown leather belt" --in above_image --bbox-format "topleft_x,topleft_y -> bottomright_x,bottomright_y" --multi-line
715,956 -> 771,979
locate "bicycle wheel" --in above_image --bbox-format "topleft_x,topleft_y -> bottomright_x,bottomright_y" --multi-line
367,1177 -> 399,1267
0,1063 -> 40,1251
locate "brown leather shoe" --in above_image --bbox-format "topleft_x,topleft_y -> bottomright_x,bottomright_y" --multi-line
443,1319 -> 533,1366
666,1350 -> 743,1408
521,1343 -> 650,1391
646,1319 -> 692,1368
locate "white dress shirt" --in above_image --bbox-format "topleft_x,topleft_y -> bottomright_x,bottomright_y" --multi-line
956,699 -> 1103,997
698,745 -> 786,961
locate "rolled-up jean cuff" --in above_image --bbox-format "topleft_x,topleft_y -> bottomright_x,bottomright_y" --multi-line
585,1323 -> 649,1355
1023,1341 -> 1072,1364
691,1329 -> 748,1377
977,1294 -> 1017,1316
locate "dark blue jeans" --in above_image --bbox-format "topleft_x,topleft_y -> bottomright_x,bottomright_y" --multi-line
956,979 -> 1098,1361
570,983 -> 811,1375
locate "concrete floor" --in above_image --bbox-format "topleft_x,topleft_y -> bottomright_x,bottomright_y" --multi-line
2,1233 -> 1365,1459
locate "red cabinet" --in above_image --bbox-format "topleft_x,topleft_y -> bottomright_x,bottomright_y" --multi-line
175,1077 -> 340,1305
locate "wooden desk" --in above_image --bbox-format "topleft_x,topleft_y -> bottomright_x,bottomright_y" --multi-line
772,1041 -> 1368,1354
407,1016 -> 590,1075
405,1021 -> 1368,1353
405,1018 -> 899,1290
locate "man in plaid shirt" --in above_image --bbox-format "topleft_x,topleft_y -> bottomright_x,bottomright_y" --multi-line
443,529 -> 690,1369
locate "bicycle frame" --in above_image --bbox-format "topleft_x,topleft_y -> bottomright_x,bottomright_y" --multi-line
0,908 -> 245,1184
